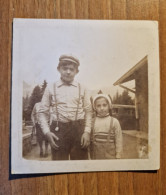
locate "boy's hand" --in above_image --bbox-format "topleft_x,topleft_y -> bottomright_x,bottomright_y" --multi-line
81,132 -> 90,148
45,132 -> 59,150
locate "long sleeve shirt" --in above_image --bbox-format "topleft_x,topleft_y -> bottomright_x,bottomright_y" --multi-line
31,102 -> 42,125
39,79 -> 92,134
93,115 -> 123,158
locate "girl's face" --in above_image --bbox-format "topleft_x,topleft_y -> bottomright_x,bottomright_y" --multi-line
95,97 -> 109,117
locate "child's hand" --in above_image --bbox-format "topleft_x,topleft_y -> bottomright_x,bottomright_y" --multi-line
45,132 -> 59,150
81,132 -> 90,148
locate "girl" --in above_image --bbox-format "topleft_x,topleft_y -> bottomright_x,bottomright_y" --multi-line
90,94 -> 123,159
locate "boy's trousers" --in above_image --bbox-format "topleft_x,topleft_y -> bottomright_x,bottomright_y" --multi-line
50,120 -> 88,160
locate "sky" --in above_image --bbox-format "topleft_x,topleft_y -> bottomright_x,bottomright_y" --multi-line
13,19 -> 159,97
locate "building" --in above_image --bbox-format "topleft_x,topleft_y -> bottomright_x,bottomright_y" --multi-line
112,104 -> 136,130
113,56 -> 148,132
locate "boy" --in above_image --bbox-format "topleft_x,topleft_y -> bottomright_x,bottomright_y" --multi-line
39,55 -> 92,160
91,94 -> 122,159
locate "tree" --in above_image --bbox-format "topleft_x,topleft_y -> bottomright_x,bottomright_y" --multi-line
121,90 -> 134,105
23,80 -> 48,121
23,94 -> 30,110
41,80 -> 47,96
23,95 -> 30,121
24,85 -> 41,121
98,90 -> 103,94
113,91 -> 121,104
29,85 -> 42,110
113,89 -> 134,105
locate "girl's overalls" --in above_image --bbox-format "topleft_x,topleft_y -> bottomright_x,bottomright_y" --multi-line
90,117 -> 116,159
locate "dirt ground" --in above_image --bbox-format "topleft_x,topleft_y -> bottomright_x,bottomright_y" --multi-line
23,133 -> 140,160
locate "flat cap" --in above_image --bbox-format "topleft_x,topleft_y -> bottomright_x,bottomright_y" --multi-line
59,55 -> 80,66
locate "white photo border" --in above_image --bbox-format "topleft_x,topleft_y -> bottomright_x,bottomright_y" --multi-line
11,19 -> 160,174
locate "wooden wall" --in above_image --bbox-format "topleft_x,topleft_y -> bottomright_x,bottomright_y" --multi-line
136,62 -> 148,132
0,0 -> 165,194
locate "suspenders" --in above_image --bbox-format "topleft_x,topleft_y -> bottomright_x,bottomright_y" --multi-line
91,117 -> 114,159
53,83 -> 59,131
75,83 -> 81,121
92,117 -> 114,143
53,82 -> 81,131
107,117 -> 114,142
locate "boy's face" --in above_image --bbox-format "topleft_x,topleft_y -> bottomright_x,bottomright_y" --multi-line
58,64 -> 78,83
95,97 -> 109,117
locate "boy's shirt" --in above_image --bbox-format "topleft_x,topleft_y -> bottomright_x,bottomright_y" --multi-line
38,79 -> 92,134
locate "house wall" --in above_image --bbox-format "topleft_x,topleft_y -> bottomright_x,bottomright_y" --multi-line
135,63 -> 148,132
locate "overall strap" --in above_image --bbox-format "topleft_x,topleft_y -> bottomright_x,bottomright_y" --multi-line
91,117 -> 96,159
91,117 -> 96,143
75,83 -> 81,121
107,117 -> 113,142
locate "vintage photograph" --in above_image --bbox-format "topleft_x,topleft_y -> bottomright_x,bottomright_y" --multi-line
11,19 -> 160,173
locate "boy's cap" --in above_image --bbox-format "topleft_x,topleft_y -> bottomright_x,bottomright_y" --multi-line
59,55 -> 80,66
93,94 -> 112,110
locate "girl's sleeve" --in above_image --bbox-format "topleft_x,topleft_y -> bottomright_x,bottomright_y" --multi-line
114,118 -> 123,158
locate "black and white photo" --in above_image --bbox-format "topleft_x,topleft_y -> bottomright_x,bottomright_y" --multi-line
11,19 -> 160,173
